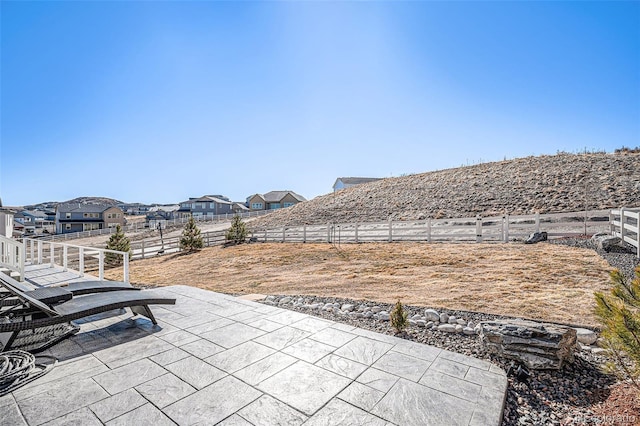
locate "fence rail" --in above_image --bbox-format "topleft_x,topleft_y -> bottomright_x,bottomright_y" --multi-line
0,235 -> 25,281
23,238 -> 130,282
250,210 -> 615,245
38,210 -> 273,242
610,207 -> 640,259
129,230 -> 227,260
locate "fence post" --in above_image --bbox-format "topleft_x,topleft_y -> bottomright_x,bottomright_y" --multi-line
388,220 -> 393,242
124,253 -> 129,283
63,245 -> 68,271
620,207 -> 626,243
50,244 -> 55,267
79,247 -> 84,276
38,240 -> 42,264
535,213 -> 540,233
303,225 -> 307,243
427,219 -> 432,242
141,240 -> 145,259
19,242 -> 25,282
636,212 -> 640,259
30,240 -> 34,264
476,215 -> 482,243
504,214 -> 510,242
327,223 -> 331,243
609,210 -> 614,235
264,230 -> 267,242
282,227 -> 286,243
98,251 -> 104,280
355,223 -> 359,243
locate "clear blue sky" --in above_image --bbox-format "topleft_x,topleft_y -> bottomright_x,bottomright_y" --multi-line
1,1 -> 638,206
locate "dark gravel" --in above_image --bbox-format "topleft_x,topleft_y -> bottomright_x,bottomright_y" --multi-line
258,238 -> 640,425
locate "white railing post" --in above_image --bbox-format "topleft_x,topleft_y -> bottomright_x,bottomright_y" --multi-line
98,251 -> 104,280
427,219 -> 432,242
303,225 -> 307,243
63,245 -> 68,271
620,207 -> 626,242
388,220 -> 393,242
327,223 -> 331,243
124,253 -> 129,283
79,247 -> 84,276
535,213 -> 540,233
50,243 -> 55,267
141,240 -> 145,259
264,230 -> 267,242
610,210 -> 615,235
38,240 -> 42,264
504,214 -> 510,242
19,243 -> 25,282
355,223 -> 359,243
476,215 -> 482,242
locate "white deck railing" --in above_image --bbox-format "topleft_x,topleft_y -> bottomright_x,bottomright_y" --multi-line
22,238 -> 130,283
610,207 -> 640,259
0,235 -> 26,281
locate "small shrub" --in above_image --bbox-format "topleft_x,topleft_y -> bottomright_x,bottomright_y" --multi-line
105,224 -> 130,265
595,267 -> 640,389
225,215 -> 247,245
390,300 -> 409,334
180,216 -> 204,252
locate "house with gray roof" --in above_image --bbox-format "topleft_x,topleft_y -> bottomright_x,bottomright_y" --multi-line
333,177 -> 382,192
55,204 -> 125,234
176,195 -> 233,219
246,191 -> 306,211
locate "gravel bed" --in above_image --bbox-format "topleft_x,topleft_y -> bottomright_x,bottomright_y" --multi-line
257,238 -> 640,425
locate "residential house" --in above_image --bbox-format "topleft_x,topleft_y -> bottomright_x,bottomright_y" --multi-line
232,202 -> 249,214
176,195 -> 233,219
333,177 -> 382,192
14,210 -> 55,235
55,204 -> 125,234
246,191 -> 306,211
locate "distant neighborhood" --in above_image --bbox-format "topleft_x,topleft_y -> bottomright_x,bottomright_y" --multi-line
0,178 -> 377,238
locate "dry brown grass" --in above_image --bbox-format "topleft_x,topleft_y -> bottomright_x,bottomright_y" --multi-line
110,242 -> 614,326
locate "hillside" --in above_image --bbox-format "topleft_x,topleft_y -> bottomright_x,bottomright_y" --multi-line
25,196 -> 124,210
252,152 -> 640,228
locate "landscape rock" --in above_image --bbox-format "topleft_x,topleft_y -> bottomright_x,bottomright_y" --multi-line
424,309 -> 440,322
455,324 -> 464,333
463,327 -> 476,335
378,312 -> 390,321
592,235 -> 622,252
479,319 -> 577,369
575,328 -> 598,345
371,306 -> 383,313
525,232 -> 548,244
448,316 -> 457,324
439,313 -> 449,324
278,297 -> 292,305
341,304 -> 354,312
437,324 -> 457,333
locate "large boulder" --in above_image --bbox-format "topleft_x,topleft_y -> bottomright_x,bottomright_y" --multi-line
591,234 -> 622,252
479,319 -> 577,369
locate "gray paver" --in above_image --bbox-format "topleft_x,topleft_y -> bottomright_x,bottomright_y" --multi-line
356,368 -> 400,393
257,361 -> 351,416
180,338 -> 225,358
372,378 -> 476,426
106,403 -> 175,426
218,414 -> 253,426
253,326 -> 310,350
135,373 -> 196,408
238,395 -> 307,426
337,382 -> 386,412
289,317 -> 333,333
201,322 -> 265,348
333,336 -> 393,366
371,351 -> 431,382
149,348 -> 191,366
88,388 -> 147,422
246,318 -> 285,332
159,329 -> 200,346
309,327 -> 358,347
165,356 -> 227,389
314,354 -> 368,380
93,358 -> 167,395
233,352 -> 298,386
205,341 -> 275,373
419,369 -> 482,403
430,356 -> 470,379
281,338 -> 335,363
0,396 -> 27,426
92,335 -> 174,369
465,366 -> 509,392
19,378 -> 109,425
41,408 -> 102,426
164,376 -> 261,425
304,398 -> 387,426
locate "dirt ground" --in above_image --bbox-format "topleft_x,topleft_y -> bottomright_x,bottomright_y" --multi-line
109,241 -> 615,326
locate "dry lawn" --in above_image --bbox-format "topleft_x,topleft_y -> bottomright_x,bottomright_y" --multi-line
111,242 -> 615,326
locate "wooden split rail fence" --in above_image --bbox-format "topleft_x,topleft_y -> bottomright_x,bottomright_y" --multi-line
610,207 -> 640,259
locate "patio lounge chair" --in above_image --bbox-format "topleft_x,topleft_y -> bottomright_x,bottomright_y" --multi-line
0,276 -> 175,352
0,280 -> 139,307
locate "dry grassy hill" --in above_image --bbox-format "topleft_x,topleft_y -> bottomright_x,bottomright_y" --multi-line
252,152 -> 640,228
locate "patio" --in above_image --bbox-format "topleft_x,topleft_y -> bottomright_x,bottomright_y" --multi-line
1,277 -> 507,426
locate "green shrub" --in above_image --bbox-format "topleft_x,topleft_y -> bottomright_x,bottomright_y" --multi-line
595,267 -> 640,389
179,216 -> 204,252
225,215 -> 247,245
105,224 -> 130,265
390,300 -> 409,334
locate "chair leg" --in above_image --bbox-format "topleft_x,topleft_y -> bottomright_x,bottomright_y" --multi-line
131,305 -> 158,325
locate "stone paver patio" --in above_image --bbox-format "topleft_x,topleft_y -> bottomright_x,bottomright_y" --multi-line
1,284 -> 508,425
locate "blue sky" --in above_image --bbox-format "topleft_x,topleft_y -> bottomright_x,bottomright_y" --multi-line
1,1 -> 638,206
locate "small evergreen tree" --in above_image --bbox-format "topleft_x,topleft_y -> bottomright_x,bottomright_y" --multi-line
180,216 -> 204,252
225,215 -> 248,245
105,224 -> 131,265
390,300 -> 409,334
595,267 -> 640,389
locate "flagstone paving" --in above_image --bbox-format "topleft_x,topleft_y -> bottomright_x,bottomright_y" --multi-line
2,285 -> 508,425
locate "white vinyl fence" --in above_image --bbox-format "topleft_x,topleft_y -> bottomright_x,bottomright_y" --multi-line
39,210 -> 272,242
250,210 -> 613,245
129,230 -> 227,260
610,207 -> 640,259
